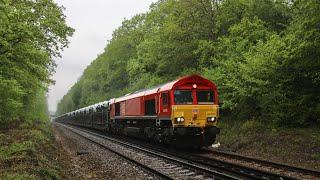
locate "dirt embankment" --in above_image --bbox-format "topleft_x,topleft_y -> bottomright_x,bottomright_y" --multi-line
0,122 -> 157,179
0,122 -> 71,179
216,119 -> 320,171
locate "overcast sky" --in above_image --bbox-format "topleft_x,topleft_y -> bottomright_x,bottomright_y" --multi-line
48,0 -> 157,112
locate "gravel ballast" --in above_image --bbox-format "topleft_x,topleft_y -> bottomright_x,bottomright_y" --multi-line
53,123 -> 159,179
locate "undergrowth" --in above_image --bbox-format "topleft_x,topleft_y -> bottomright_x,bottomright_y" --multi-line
0,121 -> 60,179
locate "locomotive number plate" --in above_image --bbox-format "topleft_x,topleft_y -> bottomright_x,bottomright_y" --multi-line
192,109 -> 199,114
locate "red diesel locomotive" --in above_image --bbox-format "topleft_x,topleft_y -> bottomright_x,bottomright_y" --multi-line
56,74 -> 220,148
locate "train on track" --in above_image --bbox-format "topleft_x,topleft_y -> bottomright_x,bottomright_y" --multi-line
55,74 -> 220,148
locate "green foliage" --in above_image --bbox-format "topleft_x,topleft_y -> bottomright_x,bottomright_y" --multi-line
36,167 -> 58,180
0,173 -> 36,180
23,89 -> 50,126
0,76 -> 24,124
0,0 -> 73,126
234,0 -> 320,126
203,17 -> 274,113
57,0 -> 319,127
0,140 -> 35,160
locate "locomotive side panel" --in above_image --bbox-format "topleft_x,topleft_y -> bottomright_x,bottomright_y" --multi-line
124,97 -> 142,116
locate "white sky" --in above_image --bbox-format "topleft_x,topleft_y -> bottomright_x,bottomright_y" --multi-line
48,0 -> 157,112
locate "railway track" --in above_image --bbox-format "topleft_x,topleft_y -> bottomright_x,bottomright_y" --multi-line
204,148 -> 320,178
57,123 -> 237,179
56,122 -> 307,179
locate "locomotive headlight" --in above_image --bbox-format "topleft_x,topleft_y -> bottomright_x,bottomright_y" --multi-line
176,117 -> 185,123
207,117 -> 216,122
180,117 -> 185,122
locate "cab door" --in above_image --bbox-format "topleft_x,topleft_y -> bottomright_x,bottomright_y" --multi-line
159,91 -> 170,116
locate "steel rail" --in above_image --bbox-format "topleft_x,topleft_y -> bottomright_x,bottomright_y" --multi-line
118,138 -> 296,180
206,148 -> 320,177
58,123 -> 237,179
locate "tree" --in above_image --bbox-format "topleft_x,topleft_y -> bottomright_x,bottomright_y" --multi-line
0,0 -> 73,124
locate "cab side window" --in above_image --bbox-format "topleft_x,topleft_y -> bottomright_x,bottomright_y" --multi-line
162,93 -> 169,106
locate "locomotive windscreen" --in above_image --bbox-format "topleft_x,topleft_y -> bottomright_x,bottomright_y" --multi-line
174,90 -> 193,104
197,90 -> 214,104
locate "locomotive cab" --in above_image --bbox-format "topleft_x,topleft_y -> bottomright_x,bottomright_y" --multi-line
171,88 -> 218,128
158,75 -> 220,147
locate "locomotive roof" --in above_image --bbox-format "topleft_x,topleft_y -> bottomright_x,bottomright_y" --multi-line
114,74 -> 216,103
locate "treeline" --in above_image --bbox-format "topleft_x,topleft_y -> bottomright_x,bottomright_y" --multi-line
57,0 -> 319,127
0,0 -> 73,127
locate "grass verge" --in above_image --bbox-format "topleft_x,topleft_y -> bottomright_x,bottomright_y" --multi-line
0,121 -> 67,179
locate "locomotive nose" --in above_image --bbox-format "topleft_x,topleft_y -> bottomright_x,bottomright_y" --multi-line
171,105 -> 218,127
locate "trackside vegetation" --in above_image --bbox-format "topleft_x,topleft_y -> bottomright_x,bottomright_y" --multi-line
0,0 -> 73,179
0,93 -> 64,179
57,0 -> 319,128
